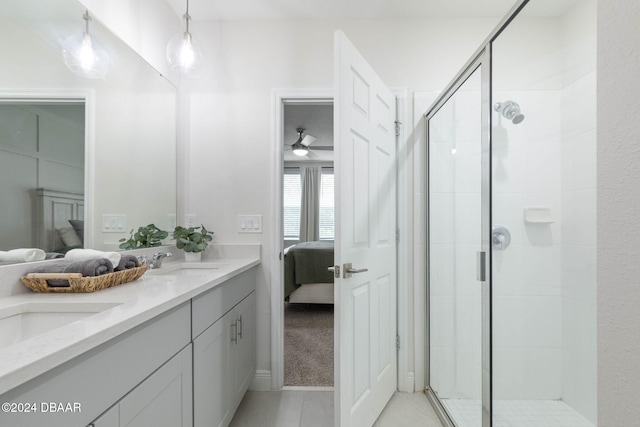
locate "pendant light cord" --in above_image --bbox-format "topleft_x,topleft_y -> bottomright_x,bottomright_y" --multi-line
83,10 -> 90,34
184,0 -> 191,34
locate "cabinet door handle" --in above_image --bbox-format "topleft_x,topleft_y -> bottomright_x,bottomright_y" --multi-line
231,321 -> 238,344
238,315 -> 243,339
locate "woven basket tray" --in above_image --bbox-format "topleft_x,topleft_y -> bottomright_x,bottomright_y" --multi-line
20,264 -> 148,293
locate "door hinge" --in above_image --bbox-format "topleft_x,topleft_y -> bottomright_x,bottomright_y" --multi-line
396,227 -> 400,243
396,335 -> 400,350
394,120 -> 402,137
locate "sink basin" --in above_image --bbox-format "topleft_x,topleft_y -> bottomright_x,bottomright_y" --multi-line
0,302 -> 121,348
145,262 -> 227,276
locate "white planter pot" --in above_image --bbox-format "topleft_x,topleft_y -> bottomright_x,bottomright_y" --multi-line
184,251 -> 202,262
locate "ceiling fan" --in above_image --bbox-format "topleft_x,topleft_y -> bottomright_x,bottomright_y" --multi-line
286,128 -> 333,159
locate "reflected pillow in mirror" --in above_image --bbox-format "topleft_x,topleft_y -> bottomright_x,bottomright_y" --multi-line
57,226 -> 82,247
68,220 -> 84,244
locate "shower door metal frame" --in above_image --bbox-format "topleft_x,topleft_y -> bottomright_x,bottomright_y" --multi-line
424,48 -> 491,427
424,1 -> 531,426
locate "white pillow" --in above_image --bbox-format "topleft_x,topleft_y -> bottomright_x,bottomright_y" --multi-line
57,226 -> 82,247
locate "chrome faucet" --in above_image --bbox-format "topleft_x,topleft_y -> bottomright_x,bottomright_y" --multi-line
147,252 -> 172,269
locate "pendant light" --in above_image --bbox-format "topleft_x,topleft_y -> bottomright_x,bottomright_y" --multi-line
61,10 -> 108,79
166,0 -> 204,79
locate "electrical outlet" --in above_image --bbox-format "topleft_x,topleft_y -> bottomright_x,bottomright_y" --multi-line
184,214 -> 198,228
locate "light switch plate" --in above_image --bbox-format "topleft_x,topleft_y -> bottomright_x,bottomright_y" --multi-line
238,215 -> 262,233
102,214 -> 127,233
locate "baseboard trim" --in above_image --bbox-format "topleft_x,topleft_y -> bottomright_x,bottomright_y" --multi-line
282,386 -> 334,392
406,372 -> 415,393
250,370 -> 272,391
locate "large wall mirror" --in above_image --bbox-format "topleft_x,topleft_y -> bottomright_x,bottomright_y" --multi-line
0,0 -> 177,263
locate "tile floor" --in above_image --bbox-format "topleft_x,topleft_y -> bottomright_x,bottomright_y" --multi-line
441,399 -> 595,427
229,390 -> 444,427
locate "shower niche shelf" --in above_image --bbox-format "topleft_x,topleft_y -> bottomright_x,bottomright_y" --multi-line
524,207 -> 554,224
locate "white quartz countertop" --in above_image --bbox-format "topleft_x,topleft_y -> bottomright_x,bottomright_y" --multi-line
0,256 -> 260,396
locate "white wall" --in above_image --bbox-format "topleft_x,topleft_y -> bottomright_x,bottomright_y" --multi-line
183,17 -> 498,387
597,0 -> 640,425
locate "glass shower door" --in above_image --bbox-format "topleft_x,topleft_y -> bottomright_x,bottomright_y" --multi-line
427,63 -> 486,427
490,1 -> 597,426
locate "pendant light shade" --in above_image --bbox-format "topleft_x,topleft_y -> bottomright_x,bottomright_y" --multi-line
166,0 -> 203,79
61,11 -> 108,79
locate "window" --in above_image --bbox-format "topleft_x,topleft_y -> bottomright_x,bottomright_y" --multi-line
283,167 -> 334,240
283,171 -> 301,239
319,172 -> 334,240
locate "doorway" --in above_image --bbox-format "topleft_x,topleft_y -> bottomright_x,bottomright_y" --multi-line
270,33 -> 407,427
270,90 -> 334,391
281,102 -> 336,388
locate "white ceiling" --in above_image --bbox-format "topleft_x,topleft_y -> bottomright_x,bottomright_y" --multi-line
0,0 -> 581,22
167,0 -> 578,21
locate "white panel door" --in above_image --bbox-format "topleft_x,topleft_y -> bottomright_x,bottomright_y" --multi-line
334,30 -> 397,427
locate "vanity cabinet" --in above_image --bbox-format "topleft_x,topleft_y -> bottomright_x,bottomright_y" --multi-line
193,269 -> 256,427
89,344 -> 192,427
0,266 -> 257,427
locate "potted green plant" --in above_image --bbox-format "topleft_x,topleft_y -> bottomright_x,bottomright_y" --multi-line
172,224 -> 213,262
119,224 -> 168,249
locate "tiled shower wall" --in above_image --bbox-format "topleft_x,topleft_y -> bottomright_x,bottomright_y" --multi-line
560,1 -> 597,423
492,88 -> 564,401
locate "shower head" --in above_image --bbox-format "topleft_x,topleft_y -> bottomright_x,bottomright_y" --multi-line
494,100 -> 525,124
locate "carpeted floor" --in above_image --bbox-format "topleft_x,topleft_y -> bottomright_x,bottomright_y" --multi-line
284,303 -> 334,387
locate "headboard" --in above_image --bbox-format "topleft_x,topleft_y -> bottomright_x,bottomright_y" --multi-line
33,188 -> 84,252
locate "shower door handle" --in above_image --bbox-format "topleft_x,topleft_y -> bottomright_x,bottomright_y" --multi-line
476,251 -> 486,282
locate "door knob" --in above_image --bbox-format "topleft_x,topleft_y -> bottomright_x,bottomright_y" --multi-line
343,263 -> 368,278
328,265 -> 340,278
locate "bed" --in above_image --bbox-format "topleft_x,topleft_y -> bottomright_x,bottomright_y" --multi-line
33,188 -> 84,253
284,240 -> 334,304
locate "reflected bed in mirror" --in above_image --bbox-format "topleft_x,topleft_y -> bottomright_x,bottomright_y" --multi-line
0,0 -> 177,264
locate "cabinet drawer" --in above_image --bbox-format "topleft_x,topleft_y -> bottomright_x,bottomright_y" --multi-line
192,268 -> 256,339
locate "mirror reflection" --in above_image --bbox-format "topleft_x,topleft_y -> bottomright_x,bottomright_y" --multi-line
0,0 -> 177,264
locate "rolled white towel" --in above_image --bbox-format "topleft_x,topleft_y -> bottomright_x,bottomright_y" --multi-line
0,248 -> 46,262
65,248 -> 121,268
